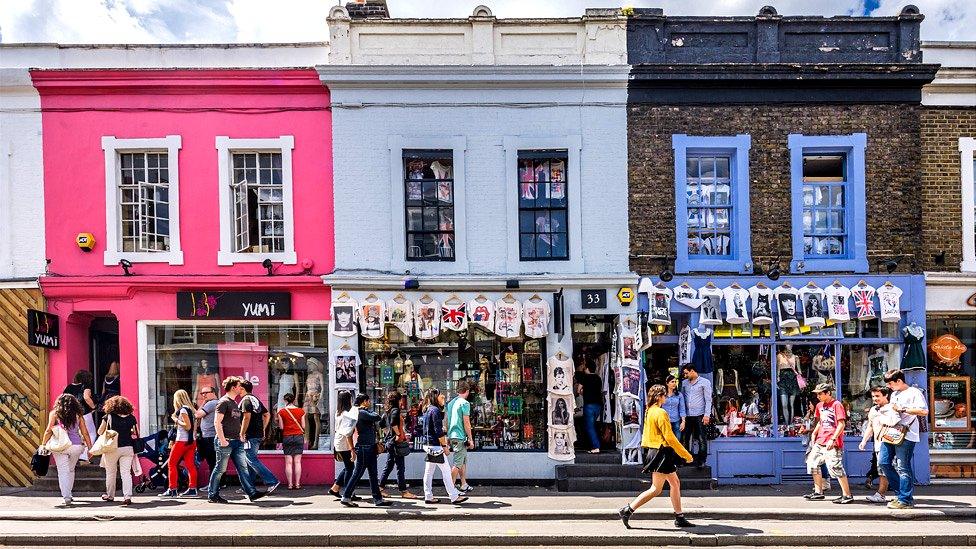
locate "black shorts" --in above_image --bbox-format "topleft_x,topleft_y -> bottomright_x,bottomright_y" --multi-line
645,446 -> 679,474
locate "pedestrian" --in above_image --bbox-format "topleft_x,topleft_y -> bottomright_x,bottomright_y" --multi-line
340,393 -> 391,507
803,383 -> 853,504
679,364 -> 712,468
328,390 -> 357,498
576,360 -> 604,454
446,380 -> 475,493
63,370 -> 97,462
881,369 -> 928,509
207,376 -> 266,503
101,361 -> 121,402
420,388 -> 468,505
194,386 -> 219,475
42,394 -> 92,506
859,386 -> 897,503
618,384 -> 694,529
98,395 -> 139,505
379,391 -> 418,499
276,393 -> 306,490
161,389 -> 198,498
239,380 -> 281,493
662,375 -> 686,437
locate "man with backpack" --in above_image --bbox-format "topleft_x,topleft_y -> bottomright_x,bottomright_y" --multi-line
239,380 -> 281,494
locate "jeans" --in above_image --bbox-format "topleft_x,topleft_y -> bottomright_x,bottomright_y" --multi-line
423,458 -> 460,502
583,403 -> 602,450
208,438 -> 257,499
880,439 -> 916,505
196,436 -> 217,473
682,415 -> 708,465
334,450 -> 353,488
244,437 -> 279,487
380,450 -> 406,491
342,444 -> 382,503
671,421 -> 682,438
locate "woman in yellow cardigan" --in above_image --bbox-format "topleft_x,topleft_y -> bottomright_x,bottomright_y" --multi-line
619,383 -> 695,528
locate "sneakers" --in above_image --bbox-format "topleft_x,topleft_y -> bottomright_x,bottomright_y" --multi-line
803,492 -> 825,500
208,495 -> 230,504
267,482 -> 281,495
674,514 -> 695,528
887,500 -> 913,509
179,488 -> 199,498
340,499 -> 359,507
247,491 -> 267,502
618,505 -> 633,529
832,495 -> 855,504
866,492 -> 888,503
159,489 -> 178,498
373,500 -> 394,507
459,484 -> 474,493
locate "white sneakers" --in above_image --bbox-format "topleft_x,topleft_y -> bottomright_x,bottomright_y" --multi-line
866,492 -> 888,503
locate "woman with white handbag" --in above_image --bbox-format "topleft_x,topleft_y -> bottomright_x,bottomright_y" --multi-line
98,395 -> 139,505
41,394 -> 92,506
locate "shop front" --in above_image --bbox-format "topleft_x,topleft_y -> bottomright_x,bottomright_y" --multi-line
637,274 -> 928,484
924,273 -> 976,478
41,277 -> 335,484
322,274 -> 636,480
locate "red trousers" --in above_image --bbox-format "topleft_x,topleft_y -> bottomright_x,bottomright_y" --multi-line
168,440 -> 198,489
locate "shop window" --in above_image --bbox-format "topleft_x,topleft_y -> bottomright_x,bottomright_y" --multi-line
362,325 -> 546,451
713,345 -> 773,438
927,316 -> 976,450
216,136 -> 296,266
517,150 -> 569,260
840,344 -> 902,436
404,150 -> 455,261
102,135 -> 183,266
672,134 -> 752,274
788,133 -> 867,273
777,344 -> 833,437
147,325 -> 330,451
961,138 -> 976,272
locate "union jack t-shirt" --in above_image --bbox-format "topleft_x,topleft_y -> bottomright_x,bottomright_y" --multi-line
851,283 -> 876,320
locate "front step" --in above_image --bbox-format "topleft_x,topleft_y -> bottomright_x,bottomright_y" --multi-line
556,454 -> 717,492
33,463 -> 111,493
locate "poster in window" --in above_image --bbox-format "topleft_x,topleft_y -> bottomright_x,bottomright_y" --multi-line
930,376 -> 971,431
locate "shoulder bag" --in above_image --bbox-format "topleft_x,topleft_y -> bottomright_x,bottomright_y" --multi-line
90,415 -> 119,456
45,423 -> 73,453
393,409 -> 411,457
880,416 -> 917,446
283,407 -> 305,434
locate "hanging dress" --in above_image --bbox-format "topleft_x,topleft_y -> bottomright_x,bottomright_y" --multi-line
690,327 -> 714,374
902,325 -> 926,370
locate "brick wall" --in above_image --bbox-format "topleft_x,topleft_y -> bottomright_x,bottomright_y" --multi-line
920,106 -> 976,271
628,104 -> 924,275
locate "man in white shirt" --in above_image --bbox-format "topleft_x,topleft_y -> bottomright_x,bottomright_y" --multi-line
880,369 -> 928,509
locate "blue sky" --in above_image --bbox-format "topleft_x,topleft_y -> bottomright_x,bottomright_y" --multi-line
0,1 -> 973,43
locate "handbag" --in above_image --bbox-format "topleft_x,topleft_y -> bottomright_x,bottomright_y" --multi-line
31,449 -> 51,477
90,415 -> 118,456
45,424 -> 72,453
131,421 -> 145,454
424,451 -> 445,464
394,441 -> 412,457
880,417 -> 916,445
795,371 -> 808,390
376,441 -> 386,455
640,447 -> 661,474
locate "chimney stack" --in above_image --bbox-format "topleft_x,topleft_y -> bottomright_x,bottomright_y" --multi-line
345,0 -> 390,19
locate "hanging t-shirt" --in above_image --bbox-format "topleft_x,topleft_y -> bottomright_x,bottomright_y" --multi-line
799,286 -> 826,328
548,394 -> 574,428
851,283 -> 877,320
359,299 -> 386,339
877,284 -> 903,323
748,285 -> 774,326
722,286 -> 750,325
547,355 -> 574,395
547,426 -> 576,461
330,300 -> 359,338
649,286 -> 674,326
494,299 -> 522,339
414,300 -> 441,340
773,285 -> 801,329
467,298 -> 495,331
387,299 -> 413,337
523,299 -> 551,339
697,285 -> 723,326
823,284 -> 852,323
441,303 -> 467,332
678,325 -> 693,365
330,348 -> 361,388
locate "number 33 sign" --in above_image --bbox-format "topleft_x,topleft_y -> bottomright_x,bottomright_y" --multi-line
581,289 -> 607,309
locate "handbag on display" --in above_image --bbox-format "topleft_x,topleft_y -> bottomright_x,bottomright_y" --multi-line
796,372 -> 808,390
45,425 -> 72,453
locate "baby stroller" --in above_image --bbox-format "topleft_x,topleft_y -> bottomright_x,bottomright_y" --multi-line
133,430 -> 189,493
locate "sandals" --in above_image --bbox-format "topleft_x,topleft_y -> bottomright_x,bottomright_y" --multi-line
120,499 -> 132,506
400,490 -> 418,499
101,495 -> 114,502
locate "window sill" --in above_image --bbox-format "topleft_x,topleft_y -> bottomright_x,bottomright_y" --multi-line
790,257 -> 868,274
217,251 -> 297,266
676,257 -> 753,274
104,250 -> 184,266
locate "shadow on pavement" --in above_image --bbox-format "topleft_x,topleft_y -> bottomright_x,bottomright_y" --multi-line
638,523 -> 765,535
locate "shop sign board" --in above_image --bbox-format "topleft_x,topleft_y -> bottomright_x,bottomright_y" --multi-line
580,289 -> 607,309
26,309 -> 59,349
930,334 -> 968,365
930,376 -> 971,432
176,291 -> 292,320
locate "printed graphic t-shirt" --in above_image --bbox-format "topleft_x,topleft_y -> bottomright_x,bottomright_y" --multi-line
799,286 -> 826,328
851,284 -> 877,320
216,396 -> 243,440
722,286 -> 750,325
824,284 -> 852,323
467,298 -> 495,331
774,285 -> 802,328
697,286 -> 724,326
815,399 -> 847,449
523,299 -> 551,338
877,284 -> 903,323
748,285 -> 774,326
387,300 -> 413,337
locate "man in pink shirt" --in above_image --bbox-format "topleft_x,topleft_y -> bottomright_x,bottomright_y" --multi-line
804,383 -> 853,503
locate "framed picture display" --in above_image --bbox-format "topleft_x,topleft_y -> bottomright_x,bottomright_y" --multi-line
930,376 -> 972,432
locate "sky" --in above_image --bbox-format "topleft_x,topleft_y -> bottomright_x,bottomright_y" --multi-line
0,0 -> 973,44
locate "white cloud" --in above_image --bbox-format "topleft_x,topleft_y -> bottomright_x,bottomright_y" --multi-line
0,0 -> 971,43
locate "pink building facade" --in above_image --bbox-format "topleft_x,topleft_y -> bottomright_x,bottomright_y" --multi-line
33,69 -> 335,484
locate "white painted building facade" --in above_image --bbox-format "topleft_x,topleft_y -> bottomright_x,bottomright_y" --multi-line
320,5 -> 633,479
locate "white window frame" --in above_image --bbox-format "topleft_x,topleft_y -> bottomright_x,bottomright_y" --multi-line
961,137 -> 976,272
388,135 -> 468,274
503,135 -> 583,274
102,135 -> 183,266
216,136 -> 297,266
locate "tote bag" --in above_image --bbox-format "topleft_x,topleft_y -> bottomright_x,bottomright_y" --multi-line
45,424 -> 72,453
90,415 -> 118,456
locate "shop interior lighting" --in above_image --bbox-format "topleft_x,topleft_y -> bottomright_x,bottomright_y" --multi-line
119,259 -> 133,276
262,258 -> 274,276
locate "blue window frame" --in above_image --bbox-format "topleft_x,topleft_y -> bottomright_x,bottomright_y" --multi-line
788,134 -> 867,273
673,134 -> 752,274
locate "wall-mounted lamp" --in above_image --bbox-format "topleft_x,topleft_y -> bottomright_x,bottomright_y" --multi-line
506,279 -> 520,289
934,251 -> 946,266
659,257 -> 674,282
766,257 -> 781,281
880,257 -> 900,274
404,278 -> 420,290
119,259 -> 133,276
262,258 -> 274,276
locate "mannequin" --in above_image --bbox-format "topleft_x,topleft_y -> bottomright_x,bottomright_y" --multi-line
275,358 -> 300,411
398,360 -> 425,406
776,345 -> 800,423
303,358 -> 324,450
193,360 -> 220,407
